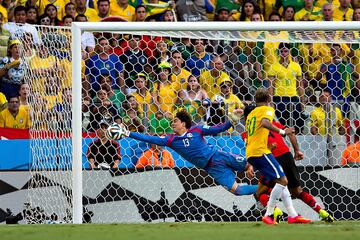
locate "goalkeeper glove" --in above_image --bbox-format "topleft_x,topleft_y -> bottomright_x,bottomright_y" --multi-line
227,109 -> 243,126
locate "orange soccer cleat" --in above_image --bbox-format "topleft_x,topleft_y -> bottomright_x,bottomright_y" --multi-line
288,215 -> 312,224
262,215 -> 277,225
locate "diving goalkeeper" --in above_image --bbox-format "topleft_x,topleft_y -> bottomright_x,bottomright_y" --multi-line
118,109 -> 257,196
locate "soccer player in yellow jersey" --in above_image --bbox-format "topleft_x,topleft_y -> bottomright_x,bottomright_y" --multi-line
0,95 -> 31,129
245,88 -> 311,225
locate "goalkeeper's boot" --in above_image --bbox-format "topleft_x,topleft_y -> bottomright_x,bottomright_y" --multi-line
319,209 -> 334,223
273,207 -> 283,224
288,215 -> 311,224
262,215 -> 277,225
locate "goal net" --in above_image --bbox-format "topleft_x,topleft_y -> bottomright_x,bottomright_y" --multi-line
19,22 -> 360,224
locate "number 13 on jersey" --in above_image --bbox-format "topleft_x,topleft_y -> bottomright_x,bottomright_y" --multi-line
183,138 -> 190,147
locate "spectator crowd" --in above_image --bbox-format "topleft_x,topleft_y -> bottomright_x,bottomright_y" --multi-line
0,0 -> 359,168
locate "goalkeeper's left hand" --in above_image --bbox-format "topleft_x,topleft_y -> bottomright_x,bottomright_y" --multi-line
227,108 -> 243,126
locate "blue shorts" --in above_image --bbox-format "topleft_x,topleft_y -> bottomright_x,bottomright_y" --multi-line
247,153 -> 285,182
204,150 -> 247,191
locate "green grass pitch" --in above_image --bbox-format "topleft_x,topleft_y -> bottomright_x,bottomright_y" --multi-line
1,221 -> 359,240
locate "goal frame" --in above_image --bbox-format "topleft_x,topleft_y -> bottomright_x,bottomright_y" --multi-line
71,21 -> 360,224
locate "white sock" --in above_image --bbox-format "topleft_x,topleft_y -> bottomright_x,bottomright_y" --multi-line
281,187 -> 298,217
265,183 -> 285,216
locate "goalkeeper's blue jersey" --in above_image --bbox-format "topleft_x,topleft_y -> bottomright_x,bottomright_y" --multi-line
129,121 -> 232,168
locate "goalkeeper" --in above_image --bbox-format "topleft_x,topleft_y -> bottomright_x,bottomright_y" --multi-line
119,109 -> 257,196
242,104 -> 334,223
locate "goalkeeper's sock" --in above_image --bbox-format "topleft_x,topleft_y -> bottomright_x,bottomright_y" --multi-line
265,183 -> 285,216
281,187 -> 298,218
234,185 -> 258,196
298,191 -> 321,213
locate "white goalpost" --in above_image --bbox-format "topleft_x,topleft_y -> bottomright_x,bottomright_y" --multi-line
16,21 -> 360,224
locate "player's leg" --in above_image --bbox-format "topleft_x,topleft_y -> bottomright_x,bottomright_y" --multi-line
278,152 -> 334,222
270,153 -> 310,224
248,154 -> 286,224
250,153 -> 310,224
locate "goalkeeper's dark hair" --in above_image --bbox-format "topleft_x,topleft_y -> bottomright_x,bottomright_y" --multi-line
243,103 -> 256,121
176,109 -> 192,129
255,88 -> 271,104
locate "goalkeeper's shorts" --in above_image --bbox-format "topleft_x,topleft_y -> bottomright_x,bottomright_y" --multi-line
204,150 -> 246,191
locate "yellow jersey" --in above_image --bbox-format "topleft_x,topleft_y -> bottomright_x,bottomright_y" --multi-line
199,70 -> 231,99
294,7 -> 323,21
154,82 -> 180,114
171,68 -> 191,90
132,90 -> 157,116
310,106 -> 343,135
0,106 -> 31,129
58,57 -> 72,89
268,60 -> 302,97
259,0 -> 276,20
315,0 -> 340,9
333,7 -> 354,21
0,92 -> 7,112
245,106 -> 275,158
29,55 -> 58,93
81,8 -> 101,22
0,5 -> 8,22
109,3 -> 135,21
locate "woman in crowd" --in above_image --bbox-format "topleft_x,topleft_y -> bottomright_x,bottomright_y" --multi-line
19,82 -> 30,111
44,4 -> 61,26
282,5 -> 296,21
177,75 -> 209,123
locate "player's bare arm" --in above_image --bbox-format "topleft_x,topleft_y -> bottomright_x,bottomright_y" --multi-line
261,118 -> 295,136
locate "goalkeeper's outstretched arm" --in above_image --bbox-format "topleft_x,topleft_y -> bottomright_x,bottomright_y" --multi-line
128,132 -> 170,146
201,121 -> 233,136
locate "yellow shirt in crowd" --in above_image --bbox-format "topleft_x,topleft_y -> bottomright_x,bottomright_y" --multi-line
294,6 -> 323,21
171,68 -> 191,90
0,106 -> 31,129
0,92 -> 7,112
199,70 -> 231,99
333,7 -> 354,21
83,7 -> 101,22
109,1 -> 135,21
268,60 -> 302,97
310,106 -> 343,135
0,5 -> 8,22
